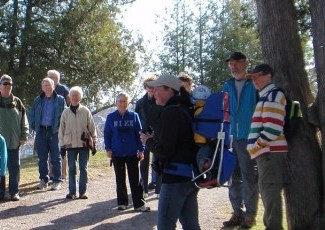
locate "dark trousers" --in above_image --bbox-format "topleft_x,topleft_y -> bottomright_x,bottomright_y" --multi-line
7,149 -> 20,195
112,156 -> 145,209
140,148 -> 150,193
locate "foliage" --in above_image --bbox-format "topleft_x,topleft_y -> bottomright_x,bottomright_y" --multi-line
0,0 -> 140,108
158,0 -> 261,91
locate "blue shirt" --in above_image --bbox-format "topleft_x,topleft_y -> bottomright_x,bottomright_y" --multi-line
41,96 -> 54,126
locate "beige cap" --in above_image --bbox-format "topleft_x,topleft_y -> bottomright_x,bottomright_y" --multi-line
146,74 -> 182,91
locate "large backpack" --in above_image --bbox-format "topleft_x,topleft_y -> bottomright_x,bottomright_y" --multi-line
260,88 -> 303,138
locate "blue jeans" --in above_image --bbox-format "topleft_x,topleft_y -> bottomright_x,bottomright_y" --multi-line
35,129 -> 62,183
229,140 -> 259,218
67,148 -> 89,195
157,181 -> 201,230
7,149 -> 20,195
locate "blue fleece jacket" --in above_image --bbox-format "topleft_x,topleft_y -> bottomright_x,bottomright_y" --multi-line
223,78 -> 257,140
0,134 -> 7,176
104,110 -> 144,157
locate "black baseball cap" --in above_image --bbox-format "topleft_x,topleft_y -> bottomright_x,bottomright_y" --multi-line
245,63 -> 274,78
225,52 -> 247,62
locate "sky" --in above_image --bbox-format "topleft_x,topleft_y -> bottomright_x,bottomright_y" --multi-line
121,0 -> 172,47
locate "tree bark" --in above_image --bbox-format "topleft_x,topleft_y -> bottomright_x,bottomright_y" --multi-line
309,0 -> 325,226
255,0 -> 322,229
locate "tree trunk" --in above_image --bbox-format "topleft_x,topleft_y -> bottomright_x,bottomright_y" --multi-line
255,0 -> 322,229
309,0 -> 325,226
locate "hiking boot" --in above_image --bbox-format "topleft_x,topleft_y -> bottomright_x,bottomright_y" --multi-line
66,193 -> 77,199
135,205 -> 150,212
117,205 -> 127,210
79,193 -> 88,199
36,179 -> 48,190
11,193 -> 20,201
241,216 -> 256,228
223,215 -> 242,227
51,182 -> 61,190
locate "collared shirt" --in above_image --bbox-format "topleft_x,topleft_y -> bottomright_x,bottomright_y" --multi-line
41,96 -> 54,126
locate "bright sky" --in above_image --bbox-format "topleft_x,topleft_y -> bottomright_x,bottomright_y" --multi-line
121,0 -> 172,45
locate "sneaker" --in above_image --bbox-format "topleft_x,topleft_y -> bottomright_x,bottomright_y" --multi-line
135,205 -> 150,212
36,180 -> 48,190
10,193 -> 20,201
223,215 -> 242,227
79,193 -> 88,199
117,205 -> 127,210
51,182 -> 61,190
241,216 -> 256,228
143,193 -> 149,198
148,182 -> 156,190
66,193 -> 77,199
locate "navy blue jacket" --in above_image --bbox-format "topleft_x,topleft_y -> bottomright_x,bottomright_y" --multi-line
104,110 -> 144,157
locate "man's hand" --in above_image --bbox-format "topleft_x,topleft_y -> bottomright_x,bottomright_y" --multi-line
137,152 -> 144,161
139,131 -> 154,145
106,150 -> 112,158
60,147 -> 67,159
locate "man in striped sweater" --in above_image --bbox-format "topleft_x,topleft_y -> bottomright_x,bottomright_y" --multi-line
246,63 -> 288,230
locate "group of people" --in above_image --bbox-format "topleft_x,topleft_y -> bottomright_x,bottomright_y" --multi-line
0,71 -> 97,202
0,51 -> 288,230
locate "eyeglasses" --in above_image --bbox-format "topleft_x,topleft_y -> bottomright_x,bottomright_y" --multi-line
1,82 -> 12,86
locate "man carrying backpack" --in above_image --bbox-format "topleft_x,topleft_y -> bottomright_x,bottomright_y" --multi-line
246,63 -> 288,230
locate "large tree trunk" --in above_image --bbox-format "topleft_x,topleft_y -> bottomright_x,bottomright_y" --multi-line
255,0 -> 322,229
310,0 -> 325,226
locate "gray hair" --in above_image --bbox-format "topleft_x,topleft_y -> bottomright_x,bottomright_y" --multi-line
69,86 -> 83,99
42,77 -> 54,87
116,92 -> 130,102
47,69 -> 60,81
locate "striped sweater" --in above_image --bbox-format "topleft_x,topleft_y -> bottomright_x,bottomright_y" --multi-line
247,83 -> 288,159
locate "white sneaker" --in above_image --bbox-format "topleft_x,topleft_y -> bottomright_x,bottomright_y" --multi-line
51,182 -> 61,190
36,180 -> 48,190
135,205 -> 150,212
144,193 -> 149,198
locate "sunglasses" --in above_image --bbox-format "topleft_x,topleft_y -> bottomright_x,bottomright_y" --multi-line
2,82 -> 12,86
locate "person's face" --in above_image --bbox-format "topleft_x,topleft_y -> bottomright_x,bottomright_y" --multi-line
0,81 -> 12,97
116,96 -> 128,114
251,73 -> 272,91
70,91 -> 81,106
181,81 -> 192,93
228,59 -> 249,80
42,80 -> 55,96
154,86 -> 174,106
48,75 -> 59,86
145,85 -> 154,98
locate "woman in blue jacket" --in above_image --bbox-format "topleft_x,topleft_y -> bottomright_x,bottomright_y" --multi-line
104,92 -> 149,212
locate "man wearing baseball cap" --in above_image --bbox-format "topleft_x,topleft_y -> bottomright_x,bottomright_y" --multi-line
246,63 -> 288,229
222,52 -> 259,228
0,74 -> 29,201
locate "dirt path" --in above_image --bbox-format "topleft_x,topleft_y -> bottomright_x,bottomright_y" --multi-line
0,162 -> 233,230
